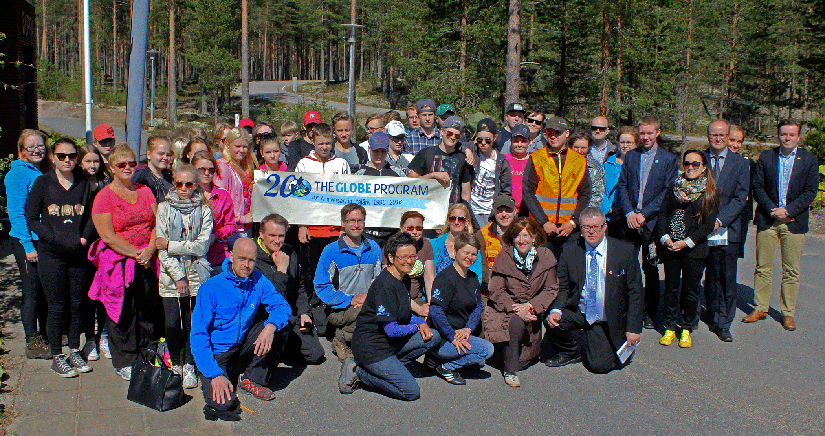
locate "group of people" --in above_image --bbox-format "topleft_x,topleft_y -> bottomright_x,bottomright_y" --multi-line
5,98 -> 817,419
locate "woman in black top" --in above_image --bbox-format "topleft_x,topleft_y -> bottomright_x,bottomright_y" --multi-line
339,233 -> 440,401
429,232 -> 495,385
26,138 -> 96,378
656,149 -> 718,349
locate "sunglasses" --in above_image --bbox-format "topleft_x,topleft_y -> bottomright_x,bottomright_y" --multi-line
55,152 -> 78,161
443,131 -> 461,139
591,126 -> 608,132
544,129 -> 564,137
475,137 -> 493,145
683,160 -> 703,169
448,215 -> 467,224
175,181 -> 195,189
115,161 -> 138,169
526,117 -> 544,125
389,135 -> 405,142
405,226 -> 424,232
197,167 -> 216,175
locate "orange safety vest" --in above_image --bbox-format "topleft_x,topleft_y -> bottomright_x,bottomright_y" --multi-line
530,147 -> 587,224
481,223 -> 503,269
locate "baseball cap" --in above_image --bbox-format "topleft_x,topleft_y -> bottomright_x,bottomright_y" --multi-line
544,116 -> 570,132
93,124 -> 115,141
436,104 -> 455,117
506,103 -> 526,114
385,120 -> 407,137
511,124 -> 530,139
476,118 -> 498,134
492,195 -> 516,210
238,118 -> 254,129
416,99 -> 437,114
303,110 -> 322,126
368,131 -> 390,150
442,116 -> 465,133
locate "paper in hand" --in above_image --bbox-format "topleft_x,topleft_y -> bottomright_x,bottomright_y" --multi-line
616,340 -> 638,364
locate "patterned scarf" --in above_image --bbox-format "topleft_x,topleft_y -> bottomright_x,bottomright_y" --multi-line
672,172 -> 707,204
513,246 -> 537,273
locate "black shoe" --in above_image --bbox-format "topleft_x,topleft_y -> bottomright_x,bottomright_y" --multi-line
715,329 -> 733,342
422,354 -> 437,371
203,405 -> 241,422
643,316 -> 655,330
435,364 -> 466,385
543,353 -> 582,368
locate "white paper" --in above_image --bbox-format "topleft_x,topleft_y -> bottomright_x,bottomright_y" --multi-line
616,340 -> 638,364
707,226 -> 728,246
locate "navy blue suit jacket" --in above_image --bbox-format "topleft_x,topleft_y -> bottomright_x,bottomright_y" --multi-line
752,147 -> 819,234
616,145 -> 678,231
704,148 -> 750,244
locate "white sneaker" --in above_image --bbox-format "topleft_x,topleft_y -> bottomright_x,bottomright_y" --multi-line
182,364 -> 198,389
115,366 -> 132,381
82,341 -> 99,361
99,335 -> 112,359
170,364 -> 183,375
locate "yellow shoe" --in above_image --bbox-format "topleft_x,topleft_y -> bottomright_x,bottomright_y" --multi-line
659,330 -> 676,346
678,330 -> 692,348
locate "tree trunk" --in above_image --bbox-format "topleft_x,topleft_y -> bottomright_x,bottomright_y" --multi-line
167,0 -> 177,123
720,1 -> 740,118
241,0 -> 250,117
41,0 -> 48,60
112,0 -> 118,91
679,0 -> 695,154
505,0 -> 521,107
556,0 -> 568,115
599,6 -> 610,117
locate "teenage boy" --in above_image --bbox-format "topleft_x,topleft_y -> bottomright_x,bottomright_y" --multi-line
408,116 -> 472,206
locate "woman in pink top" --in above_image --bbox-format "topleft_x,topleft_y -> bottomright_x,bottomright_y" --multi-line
191,151 -> 235,268
90,144 -> 158,380
213,128 -> 256,239
258,132 -> 287,172
505,132 -> 531,215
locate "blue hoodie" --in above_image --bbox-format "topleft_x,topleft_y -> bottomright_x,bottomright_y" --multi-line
4,160 -> 42,252
190,258 -> 291,379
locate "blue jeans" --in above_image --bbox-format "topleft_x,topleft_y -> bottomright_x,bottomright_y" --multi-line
355,330 -> 442,401
434,335 -> 494,371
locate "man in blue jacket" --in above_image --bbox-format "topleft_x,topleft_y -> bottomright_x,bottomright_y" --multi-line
191,237 -> 291,421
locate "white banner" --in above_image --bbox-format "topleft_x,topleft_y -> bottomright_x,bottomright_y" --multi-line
252,171 -> 451,229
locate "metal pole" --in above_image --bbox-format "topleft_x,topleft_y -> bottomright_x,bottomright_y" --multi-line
347,30 -> 356,118
83,0 -> 93,144
126,0 -> 150,157
149,52 -> 156,128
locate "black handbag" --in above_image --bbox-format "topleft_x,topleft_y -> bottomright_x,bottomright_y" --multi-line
127,348 -> 185,411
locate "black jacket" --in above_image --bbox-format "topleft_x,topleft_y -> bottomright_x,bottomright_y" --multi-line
656,188 -> 718,260
25,170 -> 95,255
752,146 -> 819,234
254,242 -> 309,319
703,148 -> 750,244
616,145 -> 679,231
286,137 -> 315,171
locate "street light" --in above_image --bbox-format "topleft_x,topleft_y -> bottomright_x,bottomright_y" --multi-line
147,49 -> 159,128
341,23 -> 363,118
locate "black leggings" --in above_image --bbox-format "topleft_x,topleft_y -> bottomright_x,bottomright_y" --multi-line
11,238 -> 47,340
38,249 -> 88,355
162,296 -> 195,365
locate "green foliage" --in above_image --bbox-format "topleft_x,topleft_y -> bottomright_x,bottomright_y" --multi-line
802,117 -> 825,162
38,64 -> 83,102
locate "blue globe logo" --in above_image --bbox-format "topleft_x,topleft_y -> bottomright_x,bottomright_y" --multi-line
286,177 -> 312,198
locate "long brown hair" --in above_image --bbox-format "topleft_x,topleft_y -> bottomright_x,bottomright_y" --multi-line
682,149 -> 718,221
501,217 -> 546,247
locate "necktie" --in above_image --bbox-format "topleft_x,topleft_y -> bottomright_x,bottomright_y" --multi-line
712,156 -> 722,179
585,250 -> 599,324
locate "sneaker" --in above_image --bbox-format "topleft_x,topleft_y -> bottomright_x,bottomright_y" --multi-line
239,376 -> 276,401
659,330 -> 676,346
81,340 -> 99,361
678,330 -> 692,348
422,354 -> 437,371
170,364 -> 183,375
338,357 -> 359,394
51,355 -> 79,378
182,364 -> 199,389
67,349 -> 92,373
503,372 -> 521,387
115,366 -> 132,381
435,364 -> 466,385
26,335 -> 51,360
332,337 -> 354,360
99,334 -> 112,359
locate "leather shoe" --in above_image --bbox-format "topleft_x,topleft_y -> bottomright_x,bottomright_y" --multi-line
643,316 -> 655,330
715,329 -> 733,342
782,316 -> 796,331
741,310 -> 767,323
543,354 -> 581,368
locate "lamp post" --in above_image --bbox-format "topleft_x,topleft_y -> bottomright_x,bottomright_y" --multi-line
147,49 -> 159,128
341,24 -> 363,118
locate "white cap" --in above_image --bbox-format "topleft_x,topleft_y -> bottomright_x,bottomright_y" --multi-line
385,120 -> 407,137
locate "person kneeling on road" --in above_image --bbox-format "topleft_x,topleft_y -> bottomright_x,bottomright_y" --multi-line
190,238 -> 291,421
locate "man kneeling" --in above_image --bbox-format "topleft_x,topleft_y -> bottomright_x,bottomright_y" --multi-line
191,238 -> 291,421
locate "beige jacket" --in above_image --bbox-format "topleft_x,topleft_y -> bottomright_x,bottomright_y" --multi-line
156,200 -> 213,297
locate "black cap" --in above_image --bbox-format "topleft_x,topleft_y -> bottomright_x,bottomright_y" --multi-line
506,103 -> 526,114
476,118 -> 498,134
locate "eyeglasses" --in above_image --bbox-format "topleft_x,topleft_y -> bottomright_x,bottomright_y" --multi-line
55,152 -> 78,161
683,160 -> 703,169
709,134 -> 728,139
114,161 -> 138,169
475,137 -> 493,145
581,223 -> 606,231
590,126 -> 608,132
443,131 -> 461,139
405,226 -> 424,232
448,215 -> 467,224
24,144 -> 46,152
526,117 -> 544,125
197,167 -> 216,175
393,255 -> 418,262
344,219 -> 365,225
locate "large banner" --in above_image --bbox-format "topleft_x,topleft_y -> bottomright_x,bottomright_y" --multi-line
252,171 -> 451,228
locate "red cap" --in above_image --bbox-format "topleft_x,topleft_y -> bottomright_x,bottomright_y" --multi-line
93,124 -> 115,141
303,111 -> 322,126
238,118 -> 254,129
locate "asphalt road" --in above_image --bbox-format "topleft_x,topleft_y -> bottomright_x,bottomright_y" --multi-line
230,227 -> 825,436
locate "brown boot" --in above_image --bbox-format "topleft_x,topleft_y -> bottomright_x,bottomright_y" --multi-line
741,310 -> 767,323
782,316 -> 796,331
332,337 -> 354,360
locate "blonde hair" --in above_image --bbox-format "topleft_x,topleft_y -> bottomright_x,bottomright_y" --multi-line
441,203 -> 474,234
212,122 -> 232,150
109,143 -> 137,164
222,129 -> 256,178
280,121 -> 299,136
17,129 -> 48,160
146,135 -> 172,153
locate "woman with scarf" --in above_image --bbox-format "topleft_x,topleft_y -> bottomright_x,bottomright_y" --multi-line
156,164 -> 213,389
656,150 -> 718,349
214,128 -> 256,243
484,217 -> 559,387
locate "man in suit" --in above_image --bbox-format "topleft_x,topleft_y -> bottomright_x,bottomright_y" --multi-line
544,207 -> 643,374
728,124 -> 755,259
744,119 -> 819,331
703,120 -> 750,342
616,115 -> 678,329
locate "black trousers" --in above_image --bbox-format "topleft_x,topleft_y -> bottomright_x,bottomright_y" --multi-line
198,321 -> 288,412
162,296 -> 195,366
628,231 -> 660,320
38,249 -> 88,355
298,235 -> 336,335
704,244 -> 739,331
11,238 -> 47,340
662,256 -> 705,331
503,315 -> 528,373
544,231 -> 578,262
107,266 -> 159,369
546,309 -> 621,374
278,321 -> 326,365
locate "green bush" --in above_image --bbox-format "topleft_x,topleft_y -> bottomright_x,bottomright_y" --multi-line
38,65 -> 83,102
802,117 -> 825,164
